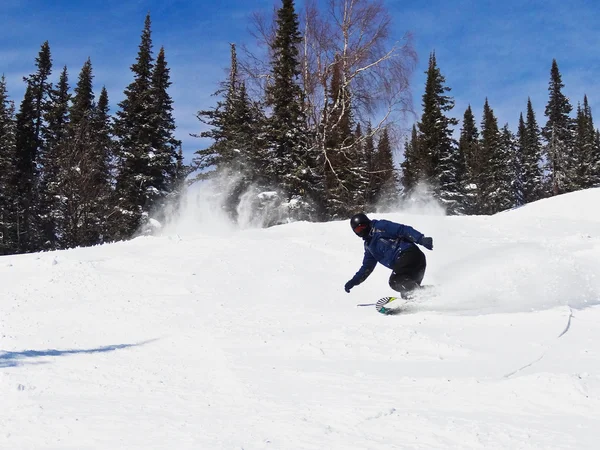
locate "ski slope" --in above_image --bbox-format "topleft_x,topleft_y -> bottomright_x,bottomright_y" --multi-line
1,188 -> 600,449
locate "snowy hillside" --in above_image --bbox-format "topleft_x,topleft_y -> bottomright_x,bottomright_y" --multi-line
2,188 -> 600,449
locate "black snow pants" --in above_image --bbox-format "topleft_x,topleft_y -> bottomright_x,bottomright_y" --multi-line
388,244 -> 426,298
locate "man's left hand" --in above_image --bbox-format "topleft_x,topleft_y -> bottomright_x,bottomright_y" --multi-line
419,236 -> 433,250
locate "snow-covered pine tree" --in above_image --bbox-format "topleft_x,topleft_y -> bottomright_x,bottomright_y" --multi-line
521,98 -> 544,203
265,0 -> 318,221
26,42 -> 52,150
363,122 -> 378,209
573,96 -> 596,189
417,52 -> 459,212
372,127 -> 399,211
38,66 -> 70,250
193,43 -> 267,222
81,86 -> 113,246
146,46 -> 183,228
13,85 -> 38,253
479,99 -> 501,214
542,59 -> 574,196
194,43 -> 244,176
0,76 -> 17,255
59,58 -> 98,248
13,42 -> 53,252
499,123 -> 522,209
224,80 -> 269,220
582,97 -> 598,188
592,129 -> 600,187
174,146 -> 187,187
516,113 -> 528,207
112,14 -> 158,240
458,105 -> 481,214
452,122 -> 468,215
400,124 -> 420,196
437,133 -> 463,215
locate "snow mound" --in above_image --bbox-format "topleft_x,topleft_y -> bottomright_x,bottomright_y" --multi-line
499,187 -> 600,222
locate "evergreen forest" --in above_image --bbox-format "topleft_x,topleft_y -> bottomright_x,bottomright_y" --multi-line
1,1 -> 598,256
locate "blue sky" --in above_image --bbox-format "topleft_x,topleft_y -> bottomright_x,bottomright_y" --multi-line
2,0 -> 599,162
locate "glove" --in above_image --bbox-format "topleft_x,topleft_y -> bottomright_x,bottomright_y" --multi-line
419,236 -> 433,250
344,280 -> 356,293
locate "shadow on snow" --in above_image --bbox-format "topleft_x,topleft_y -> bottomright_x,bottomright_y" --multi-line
0,339 -> 157,368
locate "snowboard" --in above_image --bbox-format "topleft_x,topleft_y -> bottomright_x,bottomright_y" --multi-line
357,296 -> 409,314
375,296 -> 407,315
357,285 -> 436,315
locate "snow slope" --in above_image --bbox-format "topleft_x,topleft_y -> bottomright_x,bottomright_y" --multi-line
1,188 -> 600,449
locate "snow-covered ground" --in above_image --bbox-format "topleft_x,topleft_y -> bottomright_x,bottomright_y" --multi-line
2,189 -> 600,449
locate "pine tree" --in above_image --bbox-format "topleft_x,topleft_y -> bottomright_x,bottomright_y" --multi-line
82,86 -> 113,246
0,75 -> 17,254
583,97 -> 598,188
400,124 -> 420,195
174,145 -> 188,187
372,127 -> 398,210
458,105 -> 481,214
112,14 -> 156,240
542,59 -> 574,196
265,0 -> 318,220
13,85 -> 38,252
438,134 -> 463,215
522,98 -> 544,203
13,42 -> 54,252
266,0 -> 304,164
516,113 -> 528,206
24,41 -> 53,154
479,99 -> 501,214
39,66 -> 70,250
499,123 -> 520,209
148,46 -> 183,223
573,96 -> 596,189
193,43 -> 267,221
59,58 -> 97,248
227,80 -> 267,182
194,43 -> 243,176
592,130 -> 600,186
417,52 -> 459,211
573,102 -> 587,189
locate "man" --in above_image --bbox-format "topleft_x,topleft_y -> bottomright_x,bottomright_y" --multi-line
344,212 -> 433,299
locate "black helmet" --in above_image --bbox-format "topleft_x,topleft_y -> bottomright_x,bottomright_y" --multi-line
350,213 -> 371,238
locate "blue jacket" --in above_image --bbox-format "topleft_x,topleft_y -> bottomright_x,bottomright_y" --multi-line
349,219 -> 424,285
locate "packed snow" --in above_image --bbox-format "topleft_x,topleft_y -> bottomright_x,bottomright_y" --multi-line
1,188 -> 600,449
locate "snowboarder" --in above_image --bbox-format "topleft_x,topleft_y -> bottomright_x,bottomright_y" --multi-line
344,213 -> 433,299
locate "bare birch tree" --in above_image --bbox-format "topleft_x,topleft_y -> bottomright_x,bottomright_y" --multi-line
244,0 -> 415,191
239,0 -> 415,217
300,0 -> 415,154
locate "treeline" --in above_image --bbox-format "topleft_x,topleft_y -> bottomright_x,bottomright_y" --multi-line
2,0 -> 599,256
402,54 -> 600,215
0,15 -> 186,256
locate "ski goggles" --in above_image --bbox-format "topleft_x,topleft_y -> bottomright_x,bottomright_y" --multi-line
353,224 -> 368,235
